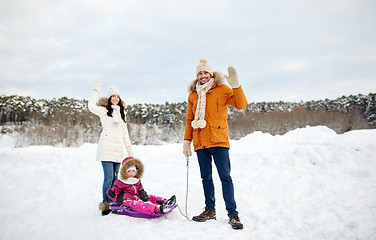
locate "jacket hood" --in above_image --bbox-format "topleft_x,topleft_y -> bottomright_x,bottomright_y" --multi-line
188,71 -> 226,94
119,157 -> 144,180
98,97 -> 125,108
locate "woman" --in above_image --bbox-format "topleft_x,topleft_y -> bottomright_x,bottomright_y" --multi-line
88,80 -> 134,215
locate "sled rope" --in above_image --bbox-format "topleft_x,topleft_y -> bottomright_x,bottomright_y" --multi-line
177,157 -> 192,221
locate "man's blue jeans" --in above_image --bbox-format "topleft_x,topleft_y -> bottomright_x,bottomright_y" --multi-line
101,161 -> 120,203
196,147 -> 238,217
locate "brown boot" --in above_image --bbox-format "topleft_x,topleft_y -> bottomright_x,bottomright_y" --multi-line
229,216 -> 243,230
192,206 -> 216,222
99,201 -> 111,216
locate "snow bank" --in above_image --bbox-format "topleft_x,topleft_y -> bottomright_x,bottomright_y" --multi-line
0,126 -> 375,239
0,134 -> 14,148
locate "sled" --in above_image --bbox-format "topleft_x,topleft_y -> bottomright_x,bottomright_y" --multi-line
109,202 -> 178,219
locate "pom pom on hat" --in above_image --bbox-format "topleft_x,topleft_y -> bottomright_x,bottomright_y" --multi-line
196,57 -> 213,77
200,57 -> 209,63
107,85 -> 121,99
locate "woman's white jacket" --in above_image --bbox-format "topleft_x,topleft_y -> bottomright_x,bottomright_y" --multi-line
88,89 -> 133,162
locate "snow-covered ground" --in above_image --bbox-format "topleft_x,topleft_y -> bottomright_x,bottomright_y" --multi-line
0,126 -> 375,240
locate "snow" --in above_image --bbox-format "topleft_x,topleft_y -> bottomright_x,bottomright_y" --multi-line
0,125 -> 375,240
0,134 -> 14,148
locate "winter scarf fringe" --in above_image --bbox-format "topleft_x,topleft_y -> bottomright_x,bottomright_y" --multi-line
111,105 -> 122,124
191,78 -> 215,129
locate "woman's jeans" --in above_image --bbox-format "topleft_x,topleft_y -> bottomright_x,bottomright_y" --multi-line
101,161 -> 120,203
196,147 -> 238,218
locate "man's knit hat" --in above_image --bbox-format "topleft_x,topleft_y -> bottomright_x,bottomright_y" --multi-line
107,85 -> 121,99
196,57 -> 213,77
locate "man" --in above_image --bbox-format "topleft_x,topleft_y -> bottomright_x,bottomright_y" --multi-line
183,57 -> 248,230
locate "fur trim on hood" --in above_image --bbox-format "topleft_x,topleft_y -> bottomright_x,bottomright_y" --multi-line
119,157 -> 144,180
188,71 -> 226,94
98,97 -> 125,108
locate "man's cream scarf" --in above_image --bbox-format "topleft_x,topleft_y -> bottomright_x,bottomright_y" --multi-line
191,78 -> 215,129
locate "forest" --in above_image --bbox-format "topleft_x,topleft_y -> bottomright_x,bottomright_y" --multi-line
0,93 -> 375,147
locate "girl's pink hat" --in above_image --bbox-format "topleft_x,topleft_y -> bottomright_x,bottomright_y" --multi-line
122,157 -> 134,165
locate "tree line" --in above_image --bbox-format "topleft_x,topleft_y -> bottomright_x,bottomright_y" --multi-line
0,93 -> 375,147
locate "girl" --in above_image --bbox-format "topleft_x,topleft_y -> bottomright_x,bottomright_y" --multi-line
88,80 -> 134,215
107,157 -> 176,215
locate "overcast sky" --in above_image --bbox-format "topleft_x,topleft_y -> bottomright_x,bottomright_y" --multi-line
1,0 -> 375,104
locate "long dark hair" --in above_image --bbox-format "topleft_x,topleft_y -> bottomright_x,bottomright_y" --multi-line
106,98 -> 126,123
